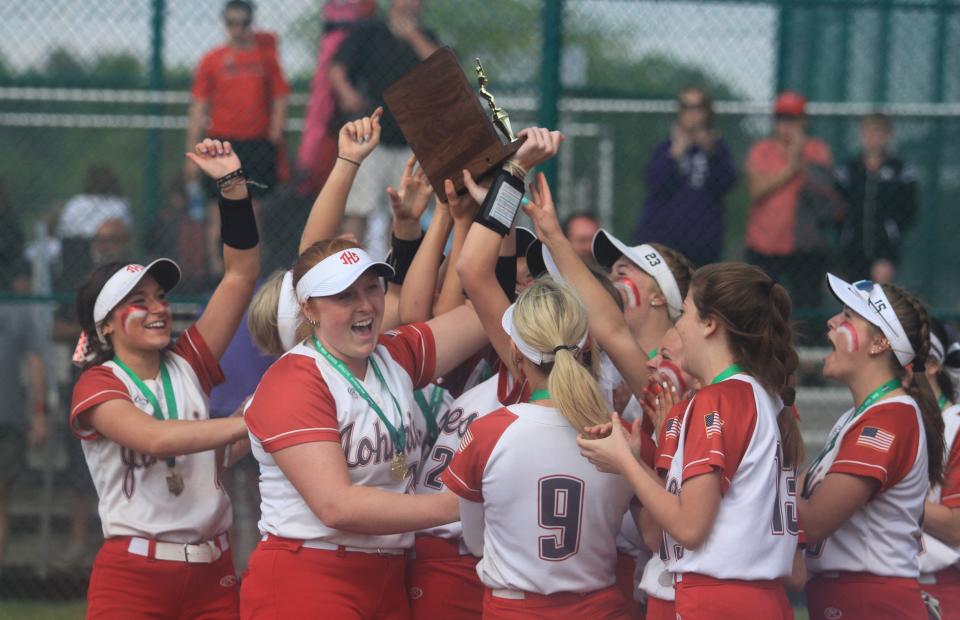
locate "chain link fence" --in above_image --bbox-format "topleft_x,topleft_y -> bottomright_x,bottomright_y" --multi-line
1,0 -> 958,613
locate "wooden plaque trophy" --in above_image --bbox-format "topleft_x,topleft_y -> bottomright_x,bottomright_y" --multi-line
383,47 -> 524,197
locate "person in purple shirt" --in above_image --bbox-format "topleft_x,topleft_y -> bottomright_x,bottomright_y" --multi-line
634,87 -> 736,266
208,304 -> 275,419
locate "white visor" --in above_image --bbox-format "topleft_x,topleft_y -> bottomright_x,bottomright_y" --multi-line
295,248 -> 394,301
930,332 -> 945,365
276,270 -> 300,351
501,303 -> 588,366
827,273 -> 916,367
94,258 -> 181,325
592,230 -> 683,320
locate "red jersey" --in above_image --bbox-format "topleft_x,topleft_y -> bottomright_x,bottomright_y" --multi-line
191,41 -> 290,140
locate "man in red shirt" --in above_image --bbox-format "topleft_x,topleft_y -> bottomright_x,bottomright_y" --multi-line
745,92 -> 833,309
186,0 -> 289,273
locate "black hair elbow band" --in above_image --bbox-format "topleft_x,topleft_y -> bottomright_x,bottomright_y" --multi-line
218,194 -> 259,250
496,254 -> 518,303
387,233 -> 424,285
474,169 -> 525,237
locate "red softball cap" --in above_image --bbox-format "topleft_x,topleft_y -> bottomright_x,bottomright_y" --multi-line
774,91 -> 807,117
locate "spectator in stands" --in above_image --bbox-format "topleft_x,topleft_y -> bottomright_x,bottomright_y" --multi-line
0,264 -> 48,566
563,211 -> 600,261
328,0 -> 439,256
297,0 -> 378,194
57,164 -> 133,294
186,0 -> 290,274
745,91 -> 833,307
146,176 -> 208,292
834,113 -> 919,284
91,218 -> 132,266
634,86 -> 736,266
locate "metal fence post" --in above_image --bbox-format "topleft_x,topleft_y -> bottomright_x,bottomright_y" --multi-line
539,0 -> 563,188
144,0 -> 166,233
925,1 -> 948,300
775,0 -> 792,94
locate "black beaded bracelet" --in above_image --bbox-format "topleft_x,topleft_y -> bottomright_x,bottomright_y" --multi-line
216,168 -> 245,190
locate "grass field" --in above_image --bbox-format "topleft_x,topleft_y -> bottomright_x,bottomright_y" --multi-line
0,602 -> 811,619
0,602 -> 86,619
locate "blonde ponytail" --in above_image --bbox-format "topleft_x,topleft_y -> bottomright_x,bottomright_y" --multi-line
512,280 -> 610,432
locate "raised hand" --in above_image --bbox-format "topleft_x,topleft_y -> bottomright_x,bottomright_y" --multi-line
522,172 -> 564,243
442,179 -> 478,222
387,155 -> 433,222
576,412 -> 635,474
185,139 -> 242,180
338,107 -> 383,164
513,127 -> 565,172
461,169 -> 491,207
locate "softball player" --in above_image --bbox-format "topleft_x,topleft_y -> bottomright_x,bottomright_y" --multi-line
70,139 -> 260,618
444,280 -> 634,619
239,238 -> 489,619
800,274 -> 944,620
578,262 -> 802,620
920,319 -> 960,616
407,365 -> 528,620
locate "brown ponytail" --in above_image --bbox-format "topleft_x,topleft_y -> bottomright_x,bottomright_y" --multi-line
883,284 -> 945,485
691,263 -> 803,468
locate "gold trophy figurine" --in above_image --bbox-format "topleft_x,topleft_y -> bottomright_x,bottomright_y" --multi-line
475,58 -> 516,142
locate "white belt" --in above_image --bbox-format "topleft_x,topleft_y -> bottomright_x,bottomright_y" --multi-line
491,589 -> 526,600
127,533 -> 229,564
261,535 -> 404,556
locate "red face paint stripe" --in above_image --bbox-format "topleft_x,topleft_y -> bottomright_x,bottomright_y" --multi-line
119,305 -> 149,334
838,321 -> 860,353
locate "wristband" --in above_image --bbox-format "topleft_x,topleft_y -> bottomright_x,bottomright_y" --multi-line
218,194 -> 260,249
386,233 -> 424,285
474,169 -> 524,237
496,255 -> 518,303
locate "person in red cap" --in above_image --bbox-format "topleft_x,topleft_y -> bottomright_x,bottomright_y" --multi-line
744,91 -> 834,308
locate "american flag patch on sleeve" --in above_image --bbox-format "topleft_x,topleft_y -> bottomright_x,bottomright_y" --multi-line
459,429 -> 474,451
704,412 -> 723,437
664,418 -> 681,440
856,427 -> 895,452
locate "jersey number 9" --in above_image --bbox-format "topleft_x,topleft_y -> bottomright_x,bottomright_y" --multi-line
538,476 -> 584,561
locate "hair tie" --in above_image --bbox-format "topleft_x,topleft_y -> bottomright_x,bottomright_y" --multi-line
912,357 -> 927,373
552,344 -> 578,355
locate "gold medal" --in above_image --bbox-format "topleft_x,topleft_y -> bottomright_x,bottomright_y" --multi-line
166,471 -> 185,496
391,453 -> 409,481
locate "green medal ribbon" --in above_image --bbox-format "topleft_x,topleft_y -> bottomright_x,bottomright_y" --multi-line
312,336 -> 407,457
646,348 -> 659,361
529,389 -> 551,402
414,386 -> 444,446
939,394 -> 950,411
112,356 -> 178,467
805,377 -> 902,489
711,363 -> 744,385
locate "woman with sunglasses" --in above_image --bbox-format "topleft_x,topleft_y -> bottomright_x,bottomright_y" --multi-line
70,139 -> 260,618
800,275 -> 945,619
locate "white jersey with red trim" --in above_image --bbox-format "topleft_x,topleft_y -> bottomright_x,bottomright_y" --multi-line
69,325 -> 230,543
920,403 -> 960,574
803,396 -> 927,577
663,374 -> 796,579
245,324 -> 436,551
638,399 -> 690,603
413,370 -> 523,544
443,403 -> 633,594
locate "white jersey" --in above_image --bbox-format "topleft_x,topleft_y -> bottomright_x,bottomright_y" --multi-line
803,396 -> 928,577
444,403 -> 633,594
663,374 -> 796,579
413,371 -> 522,545
921,403 -> 960,574
245,324 -> 435,551
69,325 -> 231,543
